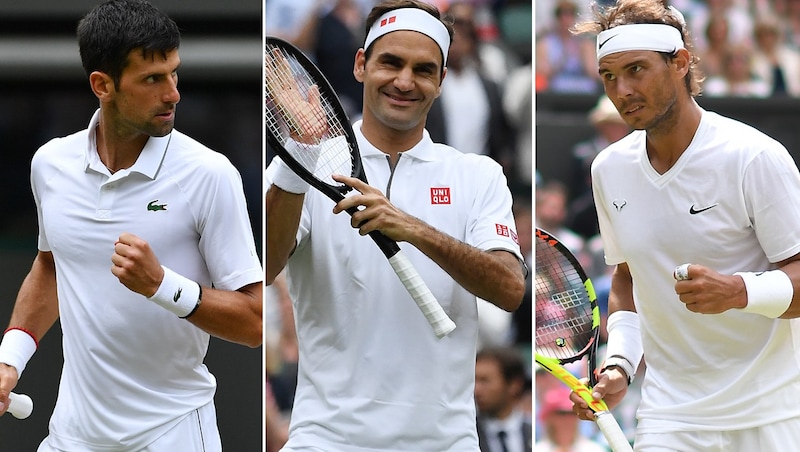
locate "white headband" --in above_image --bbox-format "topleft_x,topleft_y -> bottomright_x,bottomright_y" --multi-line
364,8 -> 450,63
596,23 -> 685,62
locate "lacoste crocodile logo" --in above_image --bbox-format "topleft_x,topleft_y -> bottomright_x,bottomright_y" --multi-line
173,288 -> 182,302
147,200 -> 167,212
689,203 -> 718,215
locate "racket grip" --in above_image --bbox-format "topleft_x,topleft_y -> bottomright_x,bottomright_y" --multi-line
8,392 -> 33,419
387,251 -> 456,338
595,411 -> 632,452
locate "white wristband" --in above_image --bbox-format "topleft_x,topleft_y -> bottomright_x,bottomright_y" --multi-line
734,270 -> 793,318
271,157 -> 310,194
0,329 -> 37,378
603,310 -> 643,384
148,266 -> 202,318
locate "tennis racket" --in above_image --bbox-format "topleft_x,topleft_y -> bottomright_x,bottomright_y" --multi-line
265,36 -> 456,338
7,391 -> 32,419
535,228 -> 631,452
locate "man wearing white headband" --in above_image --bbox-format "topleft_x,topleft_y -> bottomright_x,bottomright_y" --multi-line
265,0 -> 527,450
566,1 -> 800,450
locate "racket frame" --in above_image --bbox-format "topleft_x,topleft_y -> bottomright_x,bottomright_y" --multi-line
265,36 -> 456,338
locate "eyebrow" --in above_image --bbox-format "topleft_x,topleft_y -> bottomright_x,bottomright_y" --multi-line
598,58 -> 648,76
376,52 -> 440,73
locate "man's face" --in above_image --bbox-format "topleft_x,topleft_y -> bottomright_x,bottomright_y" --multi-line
474,358 -> 512,417
598,50 -> 681,132
108,48 -> 181,138
355,30 -> 445,132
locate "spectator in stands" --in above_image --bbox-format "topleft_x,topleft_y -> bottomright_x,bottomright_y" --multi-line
475,347 -> 532,452
427,2 -> 515,170
568,96 -> 631,242
704,43 -> 771,97
751,14 -> 800,97
697,15 -> 733,80
688,0 -> 753,53
313,0 -> 366,118
536,180 -> 586,261
264,0 -> 328,56
535,386 -> 607,452
536,0 -> 599,94
503,62 -> 533,192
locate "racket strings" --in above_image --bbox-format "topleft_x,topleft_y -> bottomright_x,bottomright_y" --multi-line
265,44 -> 354,186
535,241 -> 595,361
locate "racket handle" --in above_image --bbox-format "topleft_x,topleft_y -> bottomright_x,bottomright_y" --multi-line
8,392 -> 33,419
388,251 -> 456,338
595,411 -> 632,452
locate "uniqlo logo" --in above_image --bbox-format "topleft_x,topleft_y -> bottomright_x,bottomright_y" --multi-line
430,187 -> 451,205
380,16 -> 397,27
496,224 -> 510,237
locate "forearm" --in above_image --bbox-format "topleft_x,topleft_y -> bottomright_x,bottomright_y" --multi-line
406,220 -> 525,311
185,282 -> 263,347
9,251 -> 59,340
265,185 -> 304,284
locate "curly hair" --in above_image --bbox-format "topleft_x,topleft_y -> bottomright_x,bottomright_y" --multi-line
572,0 -> 703,96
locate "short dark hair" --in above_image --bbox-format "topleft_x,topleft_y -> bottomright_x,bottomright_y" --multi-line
363,0 -> 454,75
77,0 -> 180,87
476,347 -> 528,386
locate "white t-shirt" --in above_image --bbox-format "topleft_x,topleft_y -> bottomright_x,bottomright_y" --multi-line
592,109 -> 800,432
267,121 -> 522,451
32,110 -> 262,450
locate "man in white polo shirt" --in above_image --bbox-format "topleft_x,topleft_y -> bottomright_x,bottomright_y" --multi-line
0,1 -> 263,450
265,0 -> 527,450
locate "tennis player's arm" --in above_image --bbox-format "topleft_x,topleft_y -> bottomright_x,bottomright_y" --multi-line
406,224 -> 526,312
184,282 -> 263,348
0,252 -> 59,392
265,184 -> 304,285
608,263 -> 636,314
774,252 -> 800,318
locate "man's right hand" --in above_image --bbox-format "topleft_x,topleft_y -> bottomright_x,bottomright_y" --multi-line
0,363 -> 20,416
570,367 -> 629,420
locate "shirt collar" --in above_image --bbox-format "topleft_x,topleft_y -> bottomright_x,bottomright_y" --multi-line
84,109 -> 172,180
353,119 -> 441,162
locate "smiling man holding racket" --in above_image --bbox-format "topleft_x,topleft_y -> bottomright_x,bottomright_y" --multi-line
0,1 -> 263,450
569,0 -> 800,450
265,0 -> 527,449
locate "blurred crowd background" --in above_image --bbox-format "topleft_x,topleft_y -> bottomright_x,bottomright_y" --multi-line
0,1 -> 263,450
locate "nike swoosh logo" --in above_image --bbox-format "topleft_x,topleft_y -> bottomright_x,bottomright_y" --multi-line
173,288 -> 182,302
689,203 -> 719,214
599,34 -> 618,49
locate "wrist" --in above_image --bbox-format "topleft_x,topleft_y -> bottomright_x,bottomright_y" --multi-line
604,310 -> 643,384
148,266 -> 202,318
601,356 -> 634,385
0,328 -> 38,378
734,270 -> 793,318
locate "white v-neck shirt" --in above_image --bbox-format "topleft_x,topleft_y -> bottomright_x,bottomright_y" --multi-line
592,109 -> 800,432
32,110 -> 262,450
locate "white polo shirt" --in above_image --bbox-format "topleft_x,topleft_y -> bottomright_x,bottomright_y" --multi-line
592,109 -> 800,432
32,110 -> 262,451
268,121 -> 522,451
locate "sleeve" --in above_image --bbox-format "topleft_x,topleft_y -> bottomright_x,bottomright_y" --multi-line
30,148 -> 50,252
199,158 -> 263,291
592,156 -> 623,265
744,145 -> 800,262
465,158 -> 523,260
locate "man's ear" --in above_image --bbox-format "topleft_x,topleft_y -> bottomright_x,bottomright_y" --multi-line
353,48 -> 367,83
89,71 -> 114,101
